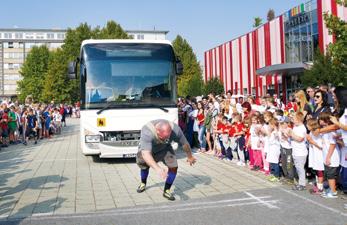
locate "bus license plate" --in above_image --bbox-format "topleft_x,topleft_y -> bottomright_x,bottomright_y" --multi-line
123,153 -> 136,158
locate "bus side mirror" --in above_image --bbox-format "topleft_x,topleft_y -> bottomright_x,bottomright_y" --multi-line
176,58 -> 183,75
68,61 -> 77,79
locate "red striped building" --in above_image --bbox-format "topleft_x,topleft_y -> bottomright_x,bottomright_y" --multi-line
204,0 -> 347,101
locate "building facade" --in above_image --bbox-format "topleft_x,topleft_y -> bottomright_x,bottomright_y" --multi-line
0,28 -> 168,99
125,30 -> 168,40
204,0 -> 347,101
0,28 -> 66,98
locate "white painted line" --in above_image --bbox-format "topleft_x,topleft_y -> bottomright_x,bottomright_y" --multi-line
5,195 -> 274,221
203,154 -> 347,216
279,188 -> 347,217
32,212 -> 54,217
104,195 -> 271,213
227,200 -> 279,207
244,191 -> 279,209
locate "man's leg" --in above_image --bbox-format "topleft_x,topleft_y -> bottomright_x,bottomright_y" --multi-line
163,167 -> 177,201
137,167 -> 149,193
136,151 -> 150,193
163,151 -> 178,201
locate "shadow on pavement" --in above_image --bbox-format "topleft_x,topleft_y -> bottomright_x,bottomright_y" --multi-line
0,175 -> 68,224
1,197 -> 66,225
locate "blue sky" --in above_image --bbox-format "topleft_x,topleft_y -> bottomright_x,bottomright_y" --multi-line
1,0 -> 304,61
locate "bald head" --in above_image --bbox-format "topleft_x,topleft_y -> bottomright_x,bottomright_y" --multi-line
155,121 -> 172,140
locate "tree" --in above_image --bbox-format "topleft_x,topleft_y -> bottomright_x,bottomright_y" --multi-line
172,35 -> 203,97
62,23 -> 94,62
253,17 -> 263,28
202,77 -> 224,96
93,21 -> 129,39
304,0 -> 347,87
302,50 -> 346,87
267,9 -> 275,21
17,46 -> 51,102
323,0 -> 347,84
42,49 -> 73,103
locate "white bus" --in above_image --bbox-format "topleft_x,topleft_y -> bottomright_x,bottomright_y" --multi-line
68,39 -> 183,158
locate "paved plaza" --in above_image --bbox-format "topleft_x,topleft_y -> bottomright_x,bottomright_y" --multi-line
0,118 -> 346,224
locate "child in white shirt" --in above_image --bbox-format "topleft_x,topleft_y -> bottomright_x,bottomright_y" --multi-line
267,118 -> 281,182
279,116 -> 294,181
306,118 -> 324,193
318,112 -> 340,198
288,112 -> 307,191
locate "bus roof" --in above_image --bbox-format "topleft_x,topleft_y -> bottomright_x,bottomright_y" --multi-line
81,39 -> 172,48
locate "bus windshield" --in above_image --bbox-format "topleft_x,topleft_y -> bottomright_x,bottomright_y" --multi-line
81,43 -> 177,109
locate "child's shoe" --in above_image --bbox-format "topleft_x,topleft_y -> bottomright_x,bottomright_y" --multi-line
322,191 -> 338,199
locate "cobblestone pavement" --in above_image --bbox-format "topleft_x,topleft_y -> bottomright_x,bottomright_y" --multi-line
0,118 -> 301,219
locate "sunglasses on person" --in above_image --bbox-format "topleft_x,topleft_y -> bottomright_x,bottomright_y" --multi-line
314,95 -> 321,99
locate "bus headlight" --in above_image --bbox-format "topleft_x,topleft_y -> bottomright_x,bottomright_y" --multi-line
85,135 -> 101,143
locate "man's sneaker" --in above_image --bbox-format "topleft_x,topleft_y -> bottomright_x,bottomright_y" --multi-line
163,189 -> 175,201
136,183 -> 146,193
322,191 -> 338,199
34,140 -> 37,144
23,141 -> 27,146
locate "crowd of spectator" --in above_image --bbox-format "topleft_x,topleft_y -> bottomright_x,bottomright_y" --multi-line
178,84 -> 347,201
0,100 -> 80,149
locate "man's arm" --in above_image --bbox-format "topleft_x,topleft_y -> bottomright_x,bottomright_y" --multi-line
141,150 -> 167,179
182,143 -> 196,166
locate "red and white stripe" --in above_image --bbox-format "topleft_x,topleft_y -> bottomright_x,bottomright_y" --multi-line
318,0 -> 347,53
204,15 -> 285,96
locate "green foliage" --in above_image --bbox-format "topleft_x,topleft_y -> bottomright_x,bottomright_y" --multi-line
304,0 -> 347,87
253,17 -> 263,28
202,77 -> 224,96
62,23 -> 94,62
93,21 -> 129,39
302,50 -> 346,87
172,35 -> 203,97
42,49 -> 74,103
324,6 -> 347,73
17,46 -> 51,102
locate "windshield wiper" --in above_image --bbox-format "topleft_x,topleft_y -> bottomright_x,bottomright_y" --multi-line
96,102 -> 117,115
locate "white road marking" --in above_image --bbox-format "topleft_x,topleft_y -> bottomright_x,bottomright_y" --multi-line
3,193 -> 278,221
203,154 -> 347,217
244,191 -> 279,209
279,188 -> 347,217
